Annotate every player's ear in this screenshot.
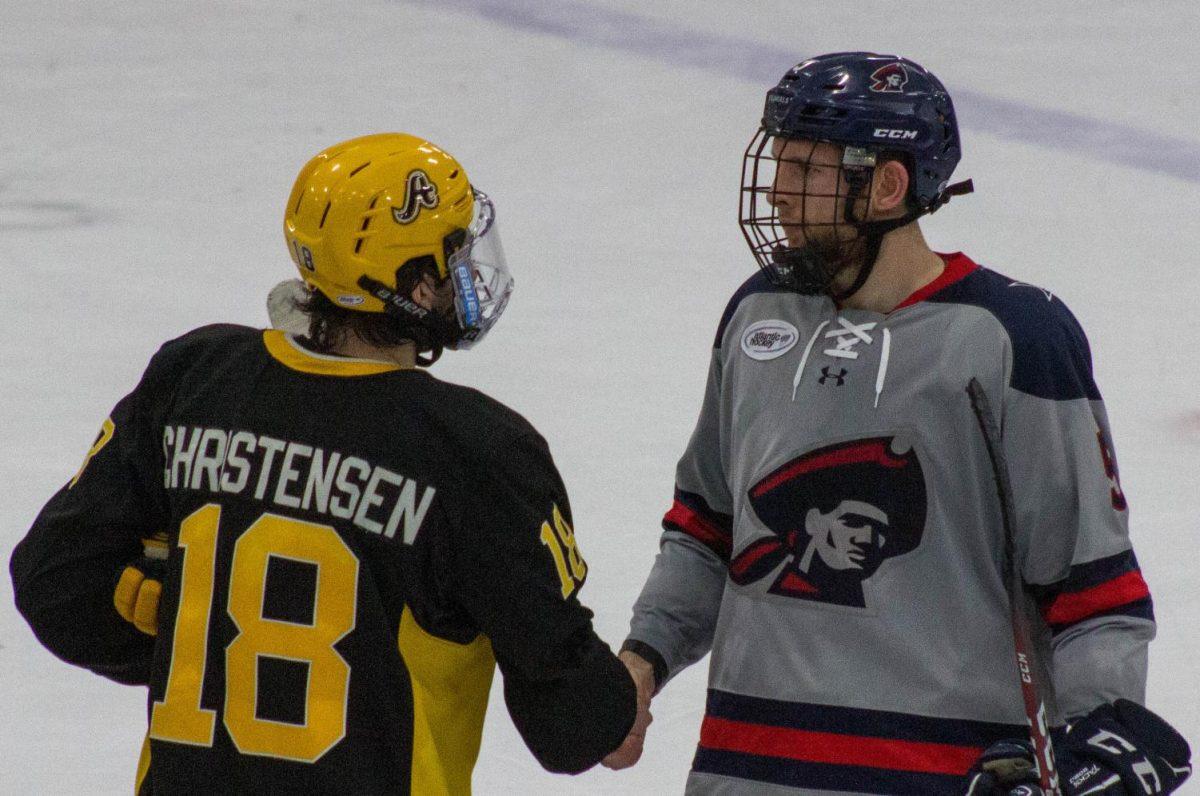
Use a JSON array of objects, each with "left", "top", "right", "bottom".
[{"left": 870, "top": 159, "right": 910, "bottom": 215}]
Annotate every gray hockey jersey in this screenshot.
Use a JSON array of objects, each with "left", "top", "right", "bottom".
[{"left": 626, "top": 253, "right": 1155, "bottom": 795}]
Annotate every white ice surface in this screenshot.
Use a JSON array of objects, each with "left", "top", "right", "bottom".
[{"left": 2, "top": 2, "right": 1197, "bottom": 793}]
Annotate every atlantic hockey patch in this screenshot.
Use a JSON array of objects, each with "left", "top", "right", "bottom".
[
  {"left": 731, "top": 436, "right": 927, "bottom": 608},
  {"left": 741, "top": 320, "right": 799, "bottom": 361}
]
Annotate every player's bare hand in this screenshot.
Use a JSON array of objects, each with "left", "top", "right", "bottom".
[{"left": 602, "top": 652, "right": 655, "bottom": 770}]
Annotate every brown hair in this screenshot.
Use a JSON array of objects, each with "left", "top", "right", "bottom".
[{"left": 294, "top": 260, "right": 441, "bottom": 356}]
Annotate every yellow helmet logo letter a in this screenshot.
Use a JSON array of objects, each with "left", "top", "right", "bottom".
[{"left": 392, "top": 170, "right": 439, "bottom": 225}]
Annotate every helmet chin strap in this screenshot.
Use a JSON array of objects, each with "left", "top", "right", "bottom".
[
  {"left": 785, "top": 178, "right": 974, "bottom": 302},
  {"left": 827, "top": 213, "right": 916, "bottom": 303},
  {"left": 356, "top": 275, "right": 457, "bottom": 363}
]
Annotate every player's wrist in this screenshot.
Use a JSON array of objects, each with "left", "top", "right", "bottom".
[
  {"left": 618, "top": 639, "right": 666, "bottom": 696},
  {"left": 617, "top": 650, "right": 656, "bottom": 700}
]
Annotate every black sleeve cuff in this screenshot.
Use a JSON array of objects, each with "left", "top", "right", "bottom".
[
  {"left": 503, "top": 632, "right": 637, "bottom": 774},
  {"left": 620, "top": 638, "right": 669, "bottom": 694}
]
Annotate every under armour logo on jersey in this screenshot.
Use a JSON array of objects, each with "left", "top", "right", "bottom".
[
  {"left": 392, "top": 170, "right": 439, "bottom": 225},
  {"left": 869, "top": 63, "right": 908, "bottom": 93},
  {"left": 819, "top": 367, "right": 846, "bottom": 386},
  {"left": 791, "top": 318, "right": 892, "bottom": 407}
]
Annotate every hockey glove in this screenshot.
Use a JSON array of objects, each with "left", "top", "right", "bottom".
[
  {"left": 964, "top": 739, "right": 1044, "bottom": 795},
  {"left": 1052, "top": 699, "right": 1191, "bottom": 795},
  {"left": 963, "top": 700, "right": 1191, "bottom": 795},
  {"left": 113, "top": 535, "right": 168, "bottom": 636}
]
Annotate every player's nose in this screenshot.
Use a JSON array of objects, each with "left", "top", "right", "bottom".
[{"left": 767, "top": 183, "right": 788, "bottom": 209}]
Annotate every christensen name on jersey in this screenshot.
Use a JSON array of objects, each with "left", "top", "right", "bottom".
[{"left": 162, "top": 425, "right": 435, "bottom": 544}]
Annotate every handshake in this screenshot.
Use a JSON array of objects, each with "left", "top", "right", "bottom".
[{"left": 602, "top": 650, "right": 657, "bottom": 770}]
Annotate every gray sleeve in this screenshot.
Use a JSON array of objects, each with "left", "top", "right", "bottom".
[
  {"left": 624, "top": 353, "right": 733, "bottom": 690},
  {"left": 1001, "top": 323, "right": 1155, "bottom": 718},
  {"left": 626, "top": 531, "right": 727, "bottom": 688},
  {"left": 1050, "top": 615, "right": 1152, "bottom": 718}
]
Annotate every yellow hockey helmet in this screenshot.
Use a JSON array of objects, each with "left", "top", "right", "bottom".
[{"left": 284, "top": 133, "right": 475, "bottom": 314}]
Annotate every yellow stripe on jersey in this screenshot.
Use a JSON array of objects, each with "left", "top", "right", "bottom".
[
  {"left": 398, "top": 607, "right": 495, "bottom": 795},
  {"left": 262, "top": 329, "right": 409, "bottom": 376},
  {"left": 135, "top": 732, "right": 151, "bottom": 794}
]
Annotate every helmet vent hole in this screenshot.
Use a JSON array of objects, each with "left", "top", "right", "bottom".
[
  {"left": 319, "top": 201, "right": 331, "bottom": 228},
  {"left": 349, "top": 161, "right": 371, "bottom": 178},
  {"left": 354, "top": 196, "right": 379, "bottom": 253},
  {"left": 796, "top": 104, "right": 848, "bottom": 125},
  {"left": 448, "top": 169, "right": 459, "bottom": 179},
  {"left": 293, "top": 192, "right": 304, "bottom": 215}
]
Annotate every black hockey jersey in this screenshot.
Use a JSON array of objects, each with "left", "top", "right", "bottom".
[{"left": 11, "top": 325, "right": 635, "bottom": 794}]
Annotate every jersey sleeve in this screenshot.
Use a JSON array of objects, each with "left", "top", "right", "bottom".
[
  {"left": 625, "top": 351, "right": 733, "bottom": 689},
  {"left": 9, "top": 355, "right": 170, "bottom": 685},
  {"left": 998, "top": 300, "right": 1155, "bottom": 719},
  {"left": 447, "top": 430, "right": 636, "bottom": 774}
]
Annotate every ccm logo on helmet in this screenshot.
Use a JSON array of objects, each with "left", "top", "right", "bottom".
[
  {"left": 873, "top": 128, "right": 919, "bottom": 140},
  {"left": 392, "top": 170, "right": 439, "bottom": 225}
]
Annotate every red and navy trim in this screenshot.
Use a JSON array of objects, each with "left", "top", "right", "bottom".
[
  {"left": 1031, "top": 549, "right": 1153, "bottom": 635},
  {"left": 663, "top": 488, "right": 733, "bottom": 562},
  {"left": 893, "top": 251, "right": 979, "bottom": 310},
  {"left": 693, "top": 690, "right": 1023, "bottom": 794},
  {"left": 925, "top": 261, "right": 1101, "bottom": 402}
]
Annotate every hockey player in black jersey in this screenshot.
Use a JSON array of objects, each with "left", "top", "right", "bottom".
[
  {"left": 613, "top": 53, "right": 1190, "bottom": 794},
  {"left": 10, "top": 133, "right": 649, "bottom": 793}
]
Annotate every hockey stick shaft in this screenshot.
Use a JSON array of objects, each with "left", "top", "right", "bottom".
[{"left": 966, "top": 378, "right": 1062, "bottom": 795}]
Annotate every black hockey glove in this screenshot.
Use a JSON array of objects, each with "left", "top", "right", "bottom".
[
  {"left": 962, "top": 700, "right": 1191, "bottom": 795},
  {"left": 113, "top": 535, "right": 168, "bottom": 636},
  {"left": 1053, "top": 699, "right": 1191, "bottom": 794}
]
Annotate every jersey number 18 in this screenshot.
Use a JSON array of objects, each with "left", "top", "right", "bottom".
[{"left": 149, "top": 503, "right": 359, "bottom": 763}]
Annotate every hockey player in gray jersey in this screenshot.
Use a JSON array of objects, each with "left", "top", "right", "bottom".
[{"left": 608, "top": 53, "right": 1191, "bottom": 795}]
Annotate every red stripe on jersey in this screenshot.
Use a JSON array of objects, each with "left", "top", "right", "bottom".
[
  {"left": 894, "top": 252, "right": 979, "bottom": 310},
  {"left": 776, "top": 570, "right": 818, "bottom": 594},
  {"left": 664, "top": 500, "right": 731, "bottom": 559},
  {"left": 699, "top": 716, "right": 982, "bottom": 776},
  {"left": 729, "top": 538, "right": 780, "bottom": 578},
  {"left": 1041, "top": 570, "right": 1150, "bottom": 627},
  {"left": 751, "top": 440, "right": 905, "bottom": 498}
]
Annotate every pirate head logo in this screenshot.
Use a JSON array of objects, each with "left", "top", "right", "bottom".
[
  {"left": 869, "top": 63, "right": 909, "bottom": 93},
  {"left": 392, "top": 169, "right": 439, "bottom": 225},
  {"left": 731, "top": 436, "right": 927, "bottom": 607}
]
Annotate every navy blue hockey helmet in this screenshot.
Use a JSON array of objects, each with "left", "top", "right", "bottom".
[
  {"left": 739, "top": 52, "right": 972, "bottom": 298},
  {"left": 763, "top": 52, "right": 961, "bottom": 208}
]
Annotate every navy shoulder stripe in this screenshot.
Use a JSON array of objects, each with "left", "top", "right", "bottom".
[
  {"left": 927, "top": 268, "right": 1100, "bottom": 401},
  {"left": 714, "top": 270, "right": 792, "bottom": 349}
]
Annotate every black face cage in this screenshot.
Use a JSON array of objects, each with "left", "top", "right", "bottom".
[{"left": 738, "top": 128, "right": 878, "bottom": 291}]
